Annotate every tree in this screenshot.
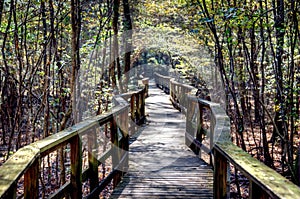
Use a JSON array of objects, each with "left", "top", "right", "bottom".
[
  {"left": 70, "top": 0, "right": 82, "bottom": 123},
  {"left": 186, "top": 0, "right": 299, "bottom": 182},
  {"left": 122, "top": 0, "right": 133, "bottom": 91}
]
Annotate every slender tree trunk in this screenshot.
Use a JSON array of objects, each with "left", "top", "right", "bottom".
[
  {"left": 0, "top": 0, "right": 4, "bottom": 25},
  {"left": 199, "top": 0, "right": 246, "bottom": 150},
  {"left": 286, "top": 0, "right": 298, "bottom": 182},
  {"left": 249, "top": 24, "right": 260, "bottom": 122},
  {"left": 122, "top": 0, "right": 132, "bottom": 92},
  {"left": 112, "top": 0, "right": 120, "bottom": 92},
  {"left": 259, "top": 0, "right": 272, "bottom": 167},
  {"left": 273, "top": 0, "right": 287, "bottom": 172},
  {"left": 1, "top": 0, "right": 14, "bottom": 148},
  {"left": 71, "top": 0, "right": 81, "bottom": 123},
  {"left": 41, "top": 0, "right": 50, "bottom": 138}
]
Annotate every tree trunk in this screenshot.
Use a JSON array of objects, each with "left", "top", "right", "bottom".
[
  {"left": 259, "top": 0, "right": 272, "bottom": 167},
  {"left": 272, "top": 0, "right": 287, "bottom": 171},
  {"left": 71, "top": 0, "right": 81, "bottom": 123},
  {"left": 0, "top": 0, "right": 4, "bottom": 25},
  {"left": 112, "top": 0, "right": 121, "bottom": 92},
  {"left": 122, "top": 0, "right": 132, "bottom": 92}
]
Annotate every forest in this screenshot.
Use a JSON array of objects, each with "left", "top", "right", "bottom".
[{"left": 0, "top": 0, "right": 299, "bottom": 197}]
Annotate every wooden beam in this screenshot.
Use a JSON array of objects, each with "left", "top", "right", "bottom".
[
  {"left": 70, "top": 134, "right": 82, "bottom": 199},
  {"left": 88, "top": 128, "right": 98, "bottom": 191},
  {"left": 24, "top": 159, "right": 39, "bottom": 199},
  {"left": 213, "top": 149, "right": 228, "bottom": 199},
  {"left": 0, "top": 145, "right": 39, "bottom": 198}
]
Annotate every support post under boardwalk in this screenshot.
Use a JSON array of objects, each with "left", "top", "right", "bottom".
[
  {"left": 214, "top": 149, "right": 228, "bottom": 199},
  {"left": 70, "top": 134, "right": 82, "bottom": 198}
]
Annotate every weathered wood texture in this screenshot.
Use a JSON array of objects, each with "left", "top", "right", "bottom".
[
  {"left": 0, "top": 84, "right": 147, "bottom": 199},
  {"left": 155, "top": 72, "right": 300, "bottom": 199},
  {"left": 118, "top": 84, "right": 147, "bottom": 135},
  {"left": 154, "top": 73, "right": 197, "bottom": 114},
  {"left": 0, "top": 105, "right": 128, "bottom": 199},
  {"left": 111, "top": 80, "right": 213, "bottom": 199}
]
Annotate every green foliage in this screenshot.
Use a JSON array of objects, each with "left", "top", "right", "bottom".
[
  {"left": 135, "top": 0, "right": 300, "bottom": 186},
  {"left": 0, "top": 0, "right": 117, "bottom": 164}
]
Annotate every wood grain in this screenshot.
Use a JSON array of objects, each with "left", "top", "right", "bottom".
[{"left": 111, "top": 81, "right": 213, "bottom": 198}]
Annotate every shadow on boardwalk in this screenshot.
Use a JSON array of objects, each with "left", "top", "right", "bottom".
[{"left": 110, "top": 80, "right": 213, "bottom": 198}]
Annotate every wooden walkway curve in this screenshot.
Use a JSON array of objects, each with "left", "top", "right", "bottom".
[{"left": 110, "top": 80, "right": 213, "bottom": 198}]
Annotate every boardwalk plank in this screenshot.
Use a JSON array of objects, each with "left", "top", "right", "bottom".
[{"left": 110, "top": 81, "right": 213, "bottom": 199}]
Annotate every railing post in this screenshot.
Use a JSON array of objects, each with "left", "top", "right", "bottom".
[
  {"left": 167, "top": 77, "right": 170, "bottom": 94},
  {"left": 130, "top": 95, "right": 135, "bottom": 122},
  {"left": 173, "top": 82, "right": 176, "bottom": 101},
  {"left": 111, "top": 118, "right": 121, "bottom": 188},
  {"left": 135, "top": 93, "right": 140, "bottom": 122},
  {"left": 176, "top": 84, "right": 179, "bottom": 103},
  {"left": 24, "top": 159, "right": 39, "bottom": 199},
  {"left": 154, "top": 73, "right": 159, "bottom": 87},
  {"left": 88, "top": 128, "right": 98, "bottom": 192},
  {"left": 142, "top": 78, "right": 149, "bottom": 97},
  {"left": 195, "top": 102, "right": 203, "bottom": 156},
  {"left": 185, "top": 96, "right": 196, "bottom": 150},
  {"left": 182, "top": 87, "right": 187, "bottom": 108},
  {"left": 213, "top": 149, "right": 229, "bottom": 199},
  {"left": 111, "top": 108, "right": 129, "bottom": 188},
  {"left": 70, "top": 134, "right": 82, "bottom": 199},
  {"left": 210, "top": 109, "right": 217, "bottom": 165},
  {"left": 162, "top": 77, "right": 166, "bottom": 91},
  {"left": 170, "top": 80, "right": 174, "bottom": 100},
  {"left": 140, "top": 90, "right": 145, "bottom": 123},
  {"left": 120, "top": 109, "right": 129, "bottom": 174}
]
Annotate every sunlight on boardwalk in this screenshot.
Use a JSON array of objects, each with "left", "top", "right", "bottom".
[{"left": 110, "top": 80, "right": 213, "bottom": 198}]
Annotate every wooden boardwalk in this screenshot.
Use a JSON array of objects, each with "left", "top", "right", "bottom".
[{"left": 110, "top": 81, "right": 213, "bottom": 198}]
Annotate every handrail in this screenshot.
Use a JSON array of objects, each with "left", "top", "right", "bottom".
[
  {"left": 154, "top": 73, "right": 172, "bottom": 93},
  {"left": 154, "top": 73, "right": 197, "bottom": 113},
  {"left": 0, "top": 81, "right": 148, "bottom": 199},
  {"left": 154, "top": 72, "right": 300, "bottom": 199},
  {"left": 118, "top": 78, "right": 148, "bottom": 135}
]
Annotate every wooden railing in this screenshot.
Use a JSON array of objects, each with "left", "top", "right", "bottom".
[
  {"left": 0, "top": 82, "right": 148, "bottom": 199},
  {"left": 154, "top": 72, "right": 300, "bottom": 199},
  {"left": 154, "top": 73, "right": 196, "bottom": 114},
  {"left": 120, "top": 78, "right": 148, "bottom": 135}
]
